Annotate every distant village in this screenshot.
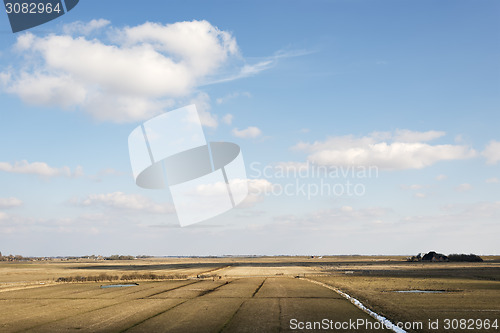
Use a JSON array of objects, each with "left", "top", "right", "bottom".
[
  {"left": 0, "top": 251, "right": 484, "bottom": 262},
  {"left": 0, "top": 252, "right": 150, "bottom": 262}
]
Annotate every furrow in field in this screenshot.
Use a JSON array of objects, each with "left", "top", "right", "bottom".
[
  {"left": 123, "top": 278, "right": 257, "bottom": 332},
  {"left": 1, "top": 298, "right": 120, "bottom": 332},
  {"left": 25, "top": 298, "right": 185, "bottom": 333},
  {"left": 254, "top": 277, "right": 343, "bottom": 299},
  {"left": 220, "top": 298, "right": 280, "bottom": 333},
  {"left": 145, "top": 280, "right": 227, "bottom": 299},
  {"left": 203, "top": 278, "right": 264, "bottom": 298},
  {"left": 125, "top": 295, "right": 244, "bottom": 332}
]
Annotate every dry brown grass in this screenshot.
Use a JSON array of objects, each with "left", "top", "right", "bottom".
[{"left": 0, "top": 256, "right": 498, "bottom": 332}]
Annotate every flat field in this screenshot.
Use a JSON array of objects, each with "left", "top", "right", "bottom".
[{"left": 0, "top": 256, "right": 498, "bottom": 332}]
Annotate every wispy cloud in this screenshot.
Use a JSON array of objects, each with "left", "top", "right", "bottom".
[
  {"left": 222, "top": 114, "right": 233, "bottom": 125},
  {"left": 291, "top": 129, "right": 476, "bottom": 170},
  {"left": 486, "top": 177, "right": 499, "bottom": 184},
  {"left": 188, "top": 92, "right": 218, "bottom": 128},
  {"left": 0, "top": 160, "right": 83, "bottom": 178},
  {"left": 0, "top": 197, "right": 23, "bottom": 209},
  {"left": 232, "top": 126, "right": 262, "bottom": 139},
  {"left": 216, "top": 91, "right": 251, "bottom": 104},
  {"left": 204, "top": 60, "right": 273, "bottom": 85},
  {"left": 73, "top": 192, "right": 175, "bottom": 214},
  {"left": 204, "top": 49, "right": 314, "bottom": 85},
  {"left": 482, "top": 140, "right": 500, "bottom": 165},
  {"left": 401, "top": 184, "right": 429, "bottom": 190},
  {"left": 62, "top": 19, "right": 111, "bottom": 36},
  {"left": 455, "top": 183, "right": 473, "bottom": 192}
]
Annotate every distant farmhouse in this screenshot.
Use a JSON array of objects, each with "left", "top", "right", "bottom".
[
  {"left": 422, "top": 251, "right": 448, "bottom": 262},
  {"left": 408, "top": 251, "right": 448, "bottom": 262}
]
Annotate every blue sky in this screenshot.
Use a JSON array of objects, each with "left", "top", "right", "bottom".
[{"left": 0, "top": 0, "right": 499, "bottom": 256}]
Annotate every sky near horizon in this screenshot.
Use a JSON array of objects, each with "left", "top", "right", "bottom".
[{"left": 0, "top": 0, "right": 499, "bottom": 256}]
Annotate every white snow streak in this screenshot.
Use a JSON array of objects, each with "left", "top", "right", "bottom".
[{"left": 304, "top": 278, "right": 407, "bottom": 333}]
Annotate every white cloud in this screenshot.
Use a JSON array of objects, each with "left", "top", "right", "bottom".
[
  {"left": 83, "top": 92, "right": 175, "bottom": 123},
  {"left": 189, "top": 92, "right": 217, "bottom": 128},
  {"left": 415, "top": 192, "right": 426, "bottom": 198},
  {"left": 455, "top": 183, "right": 473, "bottom": 192},
  {"left": 62, "top": 19, "right": 111, "bottom": 35},
  {"left": 222, "top": 114, "right": 233, "bottom": 125},
  {"left": 237, "top": 194, "right": 264, "bottom": 208},
  {"left": 436, "top": 174, "right": 447, "bottom": 181},
  {"left": 77, "top": 192, "right": 174, "bottom": 214},
  {"left": 232, "top": 126, "right": 262, "bottom": 139},
  {"left": 340, "top": 205, "right": 354, "bottom": 212},
  {"left": 0, "top": 197, "right": 23, "bottom": 209},
  {"left": 2, "top": 21, "right": 310, "bottom": 124},
  {"left": 236, "top": 178, "right": 277, "bottom": 208},
  {"left": 486, "top": 177, "right": 499, "bottom": 184},
  {"left": 248, "top": 178, "right": 276, "bottom": 194},
  {"left": 216, "top": 91, "right": 251, "bottom": 104},
  {"left": 1, "top": 20, "right": 240, "bottom": 123},
  {"left": 482, "top": 140, "right": 500, "bottom": 165},
  {"left": 2, "top": 72, "right": 87, "bottom": 109},
  {"left": 13, "top": 33, "right": 35, "bottom": 50},
  {"left": 118, "top": 21, "right": 238, "bottom": 73},
  {"left": 0, "top": 160, "right": 82, "bottom": 177},
  {"left": 403, "top": 184, "right": 425, "bottom": 190},
  {"left": 174, "top": 178, "right": 269, "bottom": 211},
  {"left": 292, "top": 130, "right": 476, "bottom": 170},
  {"left": 185, "top": 178, "right": 273, "bottom": 198},
  {"left": 190, "top": 181, "right": 230, "bottom": 197}
]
